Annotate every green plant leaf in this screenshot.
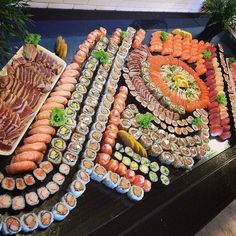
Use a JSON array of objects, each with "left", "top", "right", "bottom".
[
  {"left": 191, "top": 117, "right": 203, "bottom": 126},
  {"left": 160, "top": 31, "right": 169, "bottom": 41},
  {"left": 50, "top": 108, "right": 66, "bottom": 127},
  {"left": 216, "top": 92, "right": 227, "bottom": 106},
  {"left": 92, "top": 50, "right": 109, "bottom": 65},
  {"left": 229, "top": 57, "right": 236, "bottom": 64},
  {"left": 136, "top": 112, "right": 155, "bottom": 129},
  {"left": 120, "top": 31, "right": 128, "bottom": 40},
  {"left": 24, "top": 33, "right": 41, "bottom": 46},
  {"left": 202, "top": 50, "right": 212, "bottom": 58}
]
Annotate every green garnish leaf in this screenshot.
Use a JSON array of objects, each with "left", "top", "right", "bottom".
[
  {"left": 136, "top": 112, "right": 155, "bottom": 129},
  {"left": 191, "top": 117, "right": 202, "bottom": 126},
  {"left": 24, "top": 33, "right": 41, "bottom": 46},
  {"left": 202, "top": 50, "right": 212, "bottom": 59},
  {"left": 228, "top": 57, "right": 236, "bottom": 64},
  {"left": 160, "top": 31, "right": 168, "bottom": 41},
  {"left": 120, "top": 31, "right": 128, "bottom": 40},
  {"left": 50, "top": 107, "right": 66, "bottom": 127},
  {"left": 92, "top": 50, "right": 109, "bottom": 65},
  {"left": 169, "top": 66, "right": 176, "bottom": 72},
  {"left": 216, "top": 92, "right": 227, "bottom": 106}
]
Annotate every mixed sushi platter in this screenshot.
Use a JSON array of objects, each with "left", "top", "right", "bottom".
[{"left": 0, "top": 26, "right": 235, "bottom": 234}]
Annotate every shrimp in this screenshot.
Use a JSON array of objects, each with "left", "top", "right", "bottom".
[
  {"left": 6, "top": 161, "right": 37, "bottom": 174},
  {"left": 16, "top": 142, "right": 47, "bottom": 154},
  {"left": 32, "top": 119, "right": 51, "bottom": 128},
  {"left": 23, "top": 133, "right": 52, "bottom": 144},
  {"left": 11, "top": 151, "right": 43, "bottom": 164},
  {"left": 50, "top": 90, "right": 71, "bottom": 99},
  {"left": 28, "top": 126, "right": 55, "bottom": 136},
  {"left": 46, "top": 96, "right": 68, "bottom": 105}
]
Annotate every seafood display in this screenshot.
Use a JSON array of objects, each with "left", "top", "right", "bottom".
[{"left": 0, "top": 25, "right": 234, "bottom": 234}]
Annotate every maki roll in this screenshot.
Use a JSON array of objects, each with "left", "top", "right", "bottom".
[
  {"left": 180, "top": 156, "right": 194, "bottom": 169},
  {"left": 79, "top": 114, "right": 92, "bottom": 126},
  {"left": 71, "top": 91, "right": 84, "bottom": 103},
  {"left": 160, "top": 166, "right": 170, "bottom": 176},
  {"left": 130, "top": 161, "right": 138, "bottom": 171},
  {"left": 65, "top": 107, "right": 77, "bottom": 119},
  {"left": 38, "top": 211, "right": 54, "bottom": 229},
  {"left": 180, "top": 146, "right": 191, "bottom": 157},
  {"left": 172, "top": 154, "right": 184, "bottom": 169},
  {"left": 149, "top": 171, "right": 158, "bottom": 183},
  {"left": 91, "top": 164, "right": 107, "bottom": 182},
  {"left": 24, "top": 174, "right": 35, "bottom": 186},
  {"left": 80, "top": 159, "right": 94, "bottom": 174},
  {"left": 61, "top": 192, "right": 77, "bottom": 211},
  {"left": 33, "top": 168, "right": 46, "bottom": 182},
  {"left": 39, "top": 161, "right": 53, "bottom": 174},
  {"left": 89, "top": 130, "right": 103, "bottom": 142},
  {"left": 71, "top": 132, "right": 86, "bottom": 145},
  {"left": 116, "top": 177, "right": 131, "bottom": 194},
  {"left": 86, "top": 139, "right": 100, "bottom": 152},
  {"left": 0, "top": 194, "right": 12, "bottom": 209},
  {"left": 139, "top": 164, "right": 149, "bottom": 174},
  {"left": 57, "top": 125, "right": 72, "bottom": 141},
  {"left": 1, "top": 177, "right": 15, "bottom": 191},
  {"left": 25, "top": 192, "right": 39, "bottom": 206},
  {"left": 65, "top": 117, "right": 77, "bottom": 129},
  {"left": 85, "top": 96, "right": 98, "bottom": 108},
  {"left": 120, "top": 119, "right": 131, "bottom": 131},
  {"left": 20, "top": 213, "right": 38, "bottom": 233},
  {"left": 115, "top": 143, "right": 124, "bottom": 153},
  {"left": 37, "top": 187, "right": 50, "bottom": 201},
  {"left": 122, "top": 156, "right": 131, "bottom": 166},
  {"left": 76, "top": 122, "right": 89, "bottom": 136},
  {"left": 133, "top": 153, "right": 141, "bottom": 163},
  {"left": 128, "top": 127, "right": 141, "bottom": 140},
  {"left": 139, "top": 135, "right": 153, "bottom": 149},
  {"left": 127, "top": 185, "right": 144, "bottom": 201},
  {"left": 82, "top": 69, "right": 93, "bottom": 79},
  {"left": 126, "top": 104, "right": 139, "bottom": 114},
  {"left": 159, "top": 152, "right": 174, "bottom": 165},
  {"left": 75, "top": 84, "right": 87, "bottom": 95},
  {"left": 53, "top": 173, "right": 65, "bottom": 186},
  {"left": 12, "top": 196, "right": 25, "bottom": 211},
  {"left": 160, "top": 174, "right": 170, "bottom": 185},
  {"left": 52, "top": 202, "right": 69, "bottom": 221},
  {"left": 46, "top": 181, "right": 59, "bottom": 195},
  {"left": 148, "top": 143, "right": 163, "bottom": 157},
  {"left": 75, "top": 169, "right": 90, "bottom": 185},
  {"left": 68, "top": 141, "right": 82, "bottom": 155},
  {"left": 141, "top": 157, "right": 151, "bottom": 166},
  {"left": 103, "top": 171, "right": 120, "bottom": 189},
  {"left": 114, "top": 151, "right": 123, "bottom": 161},
  {"left": 2, "top": 216, "right": 22, "bottom": 235},
  {"left": 125, "top": 147, "right": 134, "bottom": 157},
  {"left": 96, "top": 114, "right": 108, "bottom": 124},
  {"left": 82, "top": 105, "right": 95, "bottom": 116},
  {"left": 68, "top": 179, "right": 86, "bottom": 198},
  {"left": 59, "top": 163, "right": 71, "bottom": 176},
  {"left": 63, "top": 151, "right": 78, "bottom": 167},
  {"left": 15, "top": 178, "right": 26, "bottom": 190},
  {"left": 47, "top": 148, "right": 62, "bottom": 165},
  {"left": 160, "top": 139, "right": 171, "bottom": 151}
]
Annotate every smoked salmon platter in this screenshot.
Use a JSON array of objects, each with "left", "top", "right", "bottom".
[{"left": 0, "top": 26, "right": 235, "bottom": 235}]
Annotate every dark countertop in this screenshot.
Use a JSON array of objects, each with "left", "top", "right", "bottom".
[{"left": 2, "top": 9, "right": 236, "bottom": 236}]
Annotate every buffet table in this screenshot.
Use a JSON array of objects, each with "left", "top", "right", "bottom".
[{"left": 1, "top": 9, "right": 236, "bottom": 236}]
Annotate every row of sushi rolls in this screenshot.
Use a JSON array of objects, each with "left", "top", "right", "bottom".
[{"left": 0, "top": 25, "right": 235, "bottom": 234}]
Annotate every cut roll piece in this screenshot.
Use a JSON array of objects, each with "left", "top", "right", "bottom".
[
  {"left": 103, "top": 171, "right": 120, "bottom": 189},
  {"left": 46, "top": 181, "right": 59, "bottom": 195},
  {"left": 63, "top": 151, "right": 77, "bottom": 167},
  {"left": 25, "top": 192, "right": 39, "bottom": 206},
  {"left": 80, "top": 159, "right": 94, "bottom": 175},
  {"left": 12, "top": 196, "right": 25, "bottom": 211},
  {"left": 20, "top": 213, "right": 38, "bottom": 233},
  {"left": 53, "top": 173, "right": 65, "bottom": 186},
  {"left": 75, "top": 169, "right": 90, "bottom": 185},
  {"left": 61, "top": 192, "right": 77, "bottom": 211},
  {"left": 38, "top": 211, "right": 54, "bottom": 229},
  {"left": 2, "top": 216, "right": 22, "bottom": 235},
  {"left": 0, "top": 194, "right": 12, "bottom": 209},
  {"left": 91, "top": 164, "right": 107, "bottom": 182},
  {"left": 116, "top": 177, "right": 131, "bottom": 194},
  {"left": 68, "top": 179, "right": 86, "bottom": 198},
  {"left": 37, "top": 187, "right": 50, "bottom": 201},
  {"left": 59, "top": 163, "right": 71, "bottom": 176},
  {"left": 39, "top": 161, "right": 53, "bottom": 174},
  {"left": 127, "top": 185, "right": 144, "bottom": 201},
  {"left": 52, "top": 202, "right": 69, "bottom": 221}
]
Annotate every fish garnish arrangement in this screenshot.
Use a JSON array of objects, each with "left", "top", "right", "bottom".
[{"left": 0, "top": 27, "right": 234, "bottom": 234}]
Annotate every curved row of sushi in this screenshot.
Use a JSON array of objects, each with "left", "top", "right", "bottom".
[
  {"left": 132, "top": 28, "right": 146, "bottom": 49},
  {"left": 121, "top": 104, "right": 210, "bottom": 168},
  {"left": 4, "top": 28, "right": 106, "bottom": 176},
  {"left": 204, "top": 44, "right": 231, "bottom": 140}
]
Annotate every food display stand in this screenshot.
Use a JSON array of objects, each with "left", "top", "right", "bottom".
[{"left": 0, "top": 9, "right": 236, "bottom": 236}]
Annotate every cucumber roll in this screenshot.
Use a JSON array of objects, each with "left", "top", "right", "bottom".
[
  {"left": 116, "top": 177, "right": 131, "bottom": 194},
  {"left": 150, "top": 162, "right": 159, "bottom": 172},
  {"left": 38, "top": 211, "right": 54, "bottom": 229},
  {"left": 61, "top": 192, "right": 77, "bottom": 211},
  {"left": 52, "top": 202, "right": 69, "bottom": 221},
  {"left": 2, "top": 216, "right": 22, "bottom": 235},
  {"left": 149, "top": 171, "right": 158, "bottom": 183},
  {"left": 115, "top": 143, "right": 124, "bottom": 153},
  {"left": 160, "top": 174, "right": 170, "bottom": 185},
  {"left": 103, "top": 171, "right": 120, "bottom": 189},
  {"left": 133, "top": 153, "right": 141, "bottom": 163},
  {"left": 47, "top": 148, "right": 62, "bottom": 165},
  {"left": 57, "top": 125, "right": 72, "bottom": 141},
  {"left": 130, "top": 161, "right": 138, "bottom": 171},
  {"left": 63, "top": 152, "right": 77, "bottom": 167},
  {"left": 141, "top": 158, "right": 150, "bottom": 166},
  {"left": 160, "top": 166, "right": 170, "bottom": 176},
  {"left": 127, "top": 185, "right": 144, "bottom": 201},
  {"left": 91, "top": 164, "right": 107, "bottom": 182},
  {"left": 68, "top": 179, "right": 86, "bottom": 198},
  {"left": 125, "top": 147, "right": 134, "bottom": 157},
  {"left": 20, "top": 213, "right": 38, "bottom": 233},
  {"left": 75, "top": 169, "right": 90, "bottom": 185},
  {"left": 80, "top": 159, "right": 94, "bottom": 175}
]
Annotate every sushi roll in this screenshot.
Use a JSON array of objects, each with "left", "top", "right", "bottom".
[
  {"left": 0, "top": 172, "right": 4, "bottom": 183},
  {"left": 125, "top": 147, "right": 134, "bottom": 157},
  {"left": 53, "top": 173, "right": 65, "bottom": 186},
  {"left": 170, "top": 142, "right": 180, "bottom": 154},
  {"left": 160, "top": 166, "right": 170, "bottom": 176},
  {"left": 85, "top": 96, "right": 98, "bottom": 108},
  {"left": 38, "top": 211, "right": 54, "bottom": 229},
  {"left": 82, "top": 105, "right": 95, "bottom": 116},
  {"left": 71, "top": 91, "right": 84, "bottom": 103},
  {"left": 160, "top": 139, "right": 171, "bottom": 151},
  {"left": 114, "top": 151, "right": 123, "bottom": 161},
  {"left": 133, "top": 153, "right": 141, "bottom": 163},
  {"left": 149, "top": 143, "right": 163, "bottom": 157},
  {"left": 91, "top": 164, "right": 107, "bottom": 182},
  {"left": 24, "top": 174, "right": 35, "bottom": 186},
  {"left": 15, "top": 178, "right": 26, "bottom": 190},
  {"left": 180, "top": 156, "right": 194, "bottom": 169},
  {"left": 159, "top": 151, "right": 174, "bottom": 165},
  {"left": 0, "top": 194, "right": 12, "bottom": 209},
  {"left": 172, "top": 154, "right": 184, "bottom": 168},
  {"left": 79, "top": 114, "right": 92, "bottom": 126},
  {"left": 120, "top": 119, "right": 131, "bottom": 131},
  {"left": 150, "top": 162, "right": 159, "bottom": 172},
  {"left": 1, "top": 177, "right": 15, "bottom": 191},
  {"left": 12, "top": 196, "right": 25, "bottom": 211},
  {"left": 96, "top": 114, "right": 108, "bottom": 124},
  {"left": 68, "top": 179, "right": 86, "bottom": 198},
  {"left": 76, "top": 122, "right": 89, "bottom": 136},
  {"left": 103, "top": 171, "right": 120, "bottom": 189},
  {"left": 127, "top": 185, "right": 144, "bottom": 201},
  {"left": 57, "top": 125, "right": 72, "bottom": 141},
  {"left": 63, "top": 151, "right": 78, "bottom": 167},
  {"left": 180, "top": 146, "right": 191, "bottom": 157},
  {"left": 46, "top": 181, "right": 59, "bottom": 195},
  {"left": 59, "top": 163, "right": 71, "bottom": 176},
  {"left": 80, "top": 159, "right": 94, "bottom": 175},
  {"left": 177, "top": 138, "right": 187, "bottom": 147},
  {"left": 20, "top": 213, "right": 38, "bottom": 233},
  {"left": 160, "top": 174, "right": 170, "bottom": 185},
  {"left": 139, "top": 135, "right": 153, "bottom": 149},
  {"left": 89, "top": 130, "right": 103, "bottom": 142},
  {"left": 39, "top": 161, "right": 53, "bottom": 174},
  {"left": 86, "top": 139, "right": 101, "bottom": 152},
  {"left": 47, "top": 148, "right": 62, "bottom": 165},
  {"left": 88, "top": 88, "right": 100, "bottom": 99},
  {"left": 122, "top": 156, "right": 131, "bottom": 166},
  {"left": 65, "top": 117, "right": 77, "bottom": 129},
  {"left": 75, "top": 84, "right": 87, "bottom": 95},
  {"left": 68, "top": 141, "right": 82, "bottom": 155},
  {"left": 33, "top": 168, "right": 46, "bottom": 182},
  {"left": 141, "top": 157, "right": 151, "bottom": 166},
  {"left": 52, "top": 202, "right": 69, "bottom": 221},
  {"left": 186, "top": 137, "right": 195, "bottom": 147},
  {"left": 71, "top": 132, "right": 86, "bottom": 145},
  {"left": 115, "top": 143, "right": 124, "bottom": 153},
  {"left": 25, "top": 192, "right": 39, "bottom": 206},
  {"left": 2, "top": 216, "right": 22, "bottom": 235},
  {"left": 121, "top": 109, "right": 134, "bottom": 119},
  {"left": 128, "top": 128, "right": 142, "bottom": 140},
  {"left": 65, "top": 107, "right": 77, "bottom": 119},
  {"left": 75, "top": 169, "right": 90, "bottom": 185},
  {"left": 37, "top": 187, "right": 50, "bottom": 201},
  {"left": 139, "top": 164, "right": 149, "bottom": 174},
  {"left": 61, "top": 192, "right": 77, "bottom": 211},
  {"left": 126, "top": 104, "right": 139, "bottom": 114},
  {"left": 116, "top": 177, "right": 131, "bottom": 194}
]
